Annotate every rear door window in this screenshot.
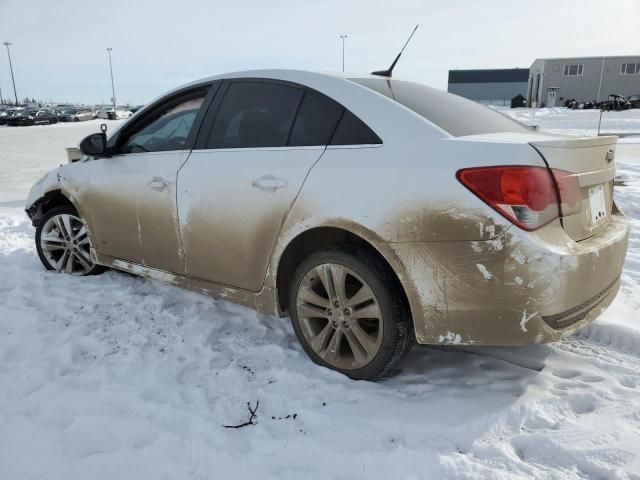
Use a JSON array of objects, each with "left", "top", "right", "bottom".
[
  {"left": 288, "top": 92, "right": 343, "bottom": 146},
  {"left": 206, "top": 81, "right": 303, "bottom": 149},
  {"left": 330, "top": 110, "right": 382, "bottom": 145}
]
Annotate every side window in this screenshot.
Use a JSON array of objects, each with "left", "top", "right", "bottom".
[
  {"left": 206, "top": 82, "right": 303, "bottom": 149},
  {"left": 330, "top": 110, "right": 382, "bottom": 145},
  {"left": 120, "top": 90, "right": 207, "bottom": 154},
  {"left": 288, "top": 93, "right": 343, "bottom": 146}
]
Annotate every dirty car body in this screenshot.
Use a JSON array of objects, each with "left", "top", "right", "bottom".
[{"left": 26, "top": 69, "right": 629, "bottom": 377}]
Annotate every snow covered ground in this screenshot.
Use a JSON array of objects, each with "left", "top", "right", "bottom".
[
  {"left": 500, "top": 106, "right": 640, "bottom": 138},
  {"left": 1, "top": 111, "right": 639, "bottom": 479}
]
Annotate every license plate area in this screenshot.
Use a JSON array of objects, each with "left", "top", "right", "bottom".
[{"left": 588, "top": 184, "right": 607, "bottom": 225}]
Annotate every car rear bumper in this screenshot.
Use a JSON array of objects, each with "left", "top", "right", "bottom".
[{"left": 386, "top": 209, "right": 629, "bottom": 345}]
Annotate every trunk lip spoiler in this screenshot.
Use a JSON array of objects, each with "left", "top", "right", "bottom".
[{"left": 530, "top": 135, "right": 618, "bottom": 149}]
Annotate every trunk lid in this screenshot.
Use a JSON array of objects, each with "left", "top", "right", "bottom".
[{"left": 530, "top": 136, "right": 617, "bottom": 242}]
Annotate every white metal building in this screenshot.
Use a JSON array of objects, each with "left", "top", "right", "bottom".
[{"left": 527, "top": 56, "right": 640, "bottom": 107}]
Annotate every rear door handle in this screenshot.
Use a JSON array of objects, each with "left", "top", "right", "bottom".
[
  {"left": 252, "top": 175, "right": 287, "bottom": 192},
  {"left": 147, "top": 177, "right": 169, "bottom": 191}
]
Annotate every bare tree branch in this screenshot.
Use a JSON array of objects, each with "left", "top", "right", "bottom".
[{"left": 224, "top": 400, "right": 259, "bottom": 429}]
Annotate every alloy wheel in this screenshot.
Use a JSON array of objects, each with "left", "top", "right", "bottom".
[
  {"left": 39, "top": 213, "right": 94, "bottom": 275},
  {"left": 295, "top": 263, "right": 383, "bottom": 370}
]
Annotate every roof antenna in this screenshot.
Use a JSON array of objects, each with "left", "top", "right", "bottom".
[{"left": 371, "top": 25, "right": 419, "bottom": 77}]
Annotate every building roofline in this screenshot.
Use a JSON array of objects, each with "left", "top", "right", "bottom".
[
  {"left": 533, "top": 55, "right": 640, "bottom": 62},
  {"left": 448, "top": 68, "right": 530, "bottom": 84}
]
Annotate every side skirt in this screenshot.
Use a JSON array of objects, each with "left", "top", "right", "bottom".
[{"left": 91, "top": 249, "right": 281, "bottom": 317}]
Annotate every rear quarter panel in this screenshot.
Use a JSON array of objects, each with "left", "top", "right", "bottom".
[{"left": 264, "top": 132, "right": 558, "bottom": 344}]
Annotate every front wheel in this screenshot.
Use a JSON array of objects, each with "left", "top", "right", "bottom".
[
  {"left": 289, "top": 249, "right": 412, "bottom": 380},
  {"left": 35, "top": 205, "right": 105, "bottom": 275}
]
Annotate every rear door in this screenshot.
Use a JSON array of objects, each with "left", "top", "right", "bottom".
[
  {"left": 87, "top": 84, "right": 212, "bottom": 273},
  {"left": 178, "top": 79, "right": 343, "bottom": 291},
  {"left": 34, "top": 110, "right": 49, "bottom": 124}
]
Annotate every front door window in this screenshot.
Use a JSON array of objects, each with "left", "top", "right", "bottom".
[{"left": 120, "top": 94, "right": 206, "bottom": 154}]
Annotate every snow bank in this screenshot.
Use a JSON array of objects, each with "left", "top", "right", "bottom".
[{"left": 1, "top": 112, "right": 640, "bottom": 478}]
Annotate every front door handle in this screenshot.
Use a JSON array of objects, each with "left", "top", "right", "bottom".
[
  {"left": 147, "top": 177, "right": 169, "bottom": 191},
  {"left": 251, "top": 175, "right": 287, "bottom": 192}
]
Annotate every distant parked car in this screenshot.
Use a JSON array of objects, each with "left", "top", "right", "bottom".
[
  {"left": 600, "top": 94, "right": 631, "bottom": 111},
  {"left": 58, "top": 108, "right": 93, "bottom": 122},
  {"left": 0, "top": 108, "right": 12, "bottom": 125},
  {"left": 127, "top": 105, "right": 144, "bottom": 113},
  {"left": 97, "top": 107, "right": 133, "bottom": 120},
  {"left": 0, "top": 107, "right": 23, "bottom": 125},
  {"left": 6, "top": 108, "right": 59, "bottom": 126},
  {"left": 628, "top": 95, "right": 640, "bottom": 109},
  {"left": 565, "top": 99, "right": 598, "bottom": 110}
]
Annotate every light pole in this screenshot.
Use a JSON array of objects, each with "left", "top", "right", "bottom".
[
  {"left": 106, "top": 48, "right": 116, "bottom": 112},
  {"left": 3, "top": 42, "right": 18, "bottom": 105},
  {"left": 339, "top": 35, "right": 347, "bottom": 72}
]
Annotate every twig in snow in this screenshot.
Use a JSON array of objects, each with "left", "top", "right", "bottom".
[{"left": 224, "top": 400, "right": 259, "bottom": 428}]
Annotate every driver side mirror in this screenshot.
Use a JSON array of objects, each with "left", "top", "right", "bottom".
[{"left": 79, "top": 132, "right": 107, "bottom": 157}]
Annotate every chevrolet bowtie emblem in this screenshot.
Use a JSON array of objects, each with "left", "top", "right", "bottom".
[{"left": 606, "top": 149, "right": 614, "bottom": 163}]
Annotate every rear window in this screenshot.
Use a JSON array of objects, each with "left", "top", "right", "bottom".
[{"left": 351, "top": 78, "right": 530, "bottom": 137}]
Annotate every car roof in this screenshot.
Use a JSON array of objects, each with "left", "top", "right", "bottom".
[{"left": 155, "top": 69, "right": 400, "bottom": 100}]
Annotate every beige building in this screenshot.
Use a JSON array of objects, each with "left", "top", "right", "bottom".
[{"left": 527, "top": 56, "right": 640, "bottom": 107}]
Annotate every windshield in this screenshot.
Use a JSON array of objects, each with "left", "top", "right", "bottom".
[{"left": 350, "top": 77, "right": 531, "bottom": 137}]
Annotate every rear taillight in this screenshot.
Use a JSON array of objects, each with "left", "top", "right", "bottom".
[
  {"left": 550, "top": 169, "right": 581, "bottom": 216},
  {"left": 457, "top": 166, "right": 563, "bottom": 231}
]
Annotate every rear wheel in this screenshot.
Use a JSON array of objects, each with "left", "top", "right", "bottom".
[
  {"left": 35, "top": 205, "right": 105, "bottom": 275},
  {"left": 289, "top": 249, "right": 412, "bottom": 380}
]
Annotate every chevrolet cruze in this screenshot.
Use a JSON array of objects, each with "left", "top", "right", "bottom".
[{"left": 26, "top": 70, "right": 629, "bottom": 379}]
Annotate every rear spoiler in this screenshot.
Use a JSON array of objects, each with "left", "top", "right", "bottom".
[{"left": 530, "top": 135, "right": 618, "bottom": 149}]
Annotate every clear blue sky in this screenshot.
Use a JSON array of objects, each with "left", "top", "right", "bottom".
[{"left": 1, "top": 0, "right": 638, "bottom": 105}]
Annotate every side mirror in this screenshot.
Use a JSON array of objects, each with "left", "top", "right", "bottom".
[{"left": 79, "top": 132, "right": 107, "bottom": 156}]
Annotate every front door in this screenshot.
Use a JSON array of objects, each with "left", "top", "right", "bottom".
[
  {"left": 87, "top": 86, "right": 210, "bottom": 273},
  {"left": 547, "top": 90, "right": 557, "bottom": 108},
  {"left": 88, "top": 151, "right": 190, "bottom": 272},
  {"left": 178, "top": 80, "right": 344, "bottom": 291}
]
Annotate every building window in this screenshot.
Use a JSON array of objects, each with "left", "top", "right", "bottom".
[
  {"left": 563, "top": 64, "right": 584, "bottom": 76},
  {"left": 620, "top": 63, "right": 640, "bottom": 75}
]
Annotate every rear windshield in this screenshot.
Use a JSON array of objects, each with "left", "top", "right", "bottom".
[{"left": 350, "top": 77, "right": 530, "bottom": 137}]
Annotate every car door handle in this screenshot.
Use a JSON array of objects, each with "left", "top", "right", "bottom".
[
  {"left": 251, "top": 175, "right": 287, "bottom": 192},
  {"left": 147, "top": 177, "right": 169, "bottom": 191}
]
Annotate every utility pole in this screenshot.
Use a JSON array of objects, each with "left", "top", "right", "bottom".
[
  {"left": 3, "top": 42, "right": 18, "bottom": 105},
  {"left": 106, "top": 48, "right": 116, "bottom": 112},
  {"left": 596, "top": 56, "right": 606, "bottom": 102},
  {"left": 340, "top": 35, "right": 347, "bottom": 72}
]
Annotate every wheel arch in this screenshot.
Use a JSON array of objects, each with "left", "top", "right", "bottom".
[
  {"left": 274, "top": 225, "right": 414, "bottom": 326},
  {"left": 26, "top": 189, "right": 76, "bottom": 227}
]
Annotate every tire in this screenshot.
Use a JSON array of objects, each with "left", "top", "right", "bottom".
[
  {"left": 73, "top": 117, "right": 79, "bottom": 122},
  {"left": 289, "top": 248, "right": 412, "bottom": 380},
  {"left": 35, "top": 205, "right": 106, "bottom": 276}
]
